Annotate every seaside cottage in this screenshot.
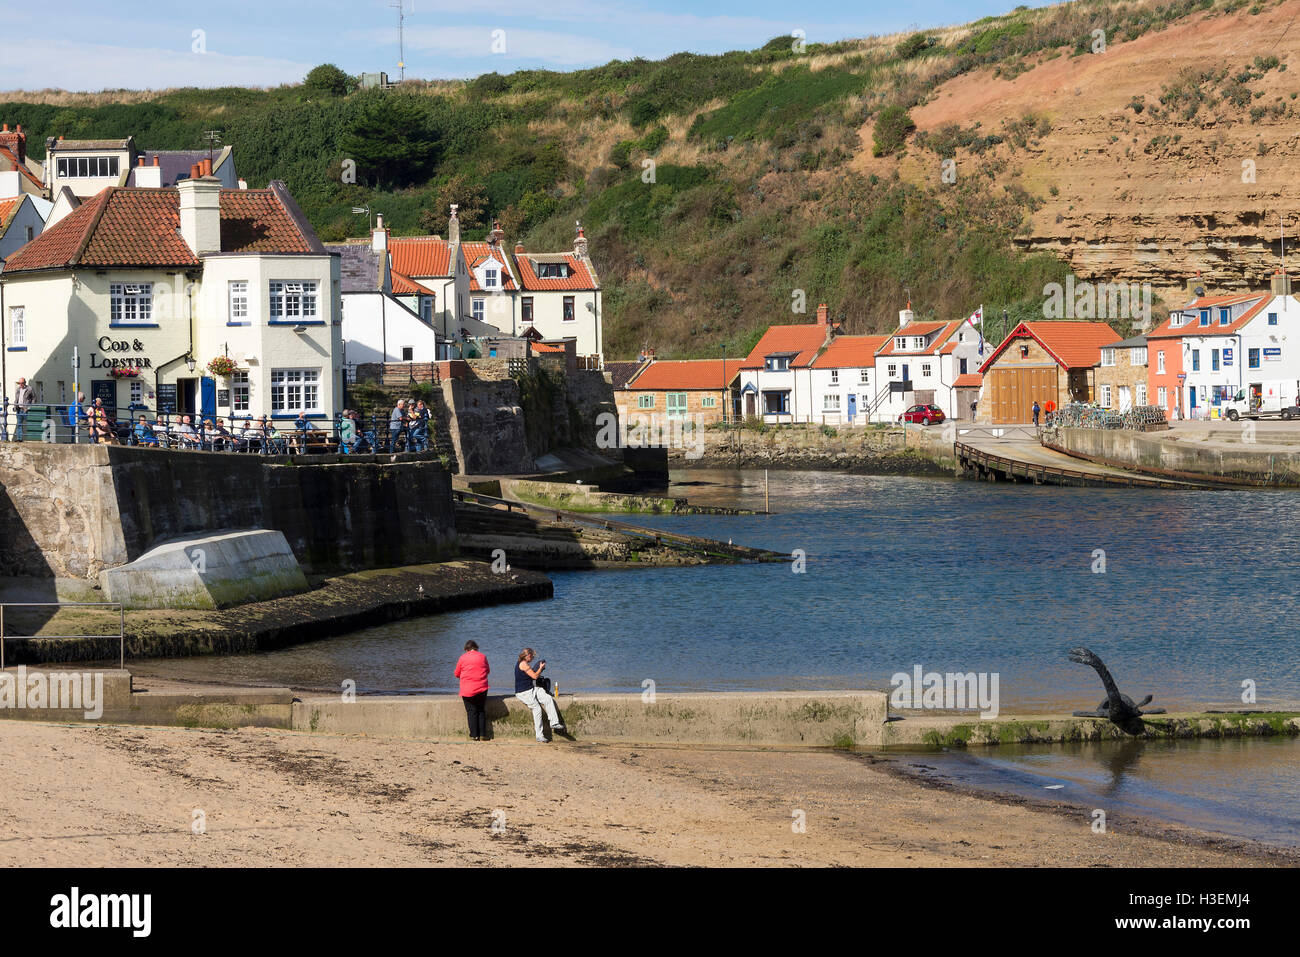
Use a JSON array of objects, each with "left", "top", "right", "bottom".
[
  {"left": 617, "top": 357, "right": 742, "bottom": 428},
  {"left": 327, "top": 216, "right": 440, "bottom": 366},
  {"left": 808, "top": 334, "right": 887, "bottom": 425},
  {"left": 870, "top": 308, "right": 985, "bottom": 423},
  {"left": 1093, "top": 335, "right": 1149, "bottom": 411},
  {"left": 0, "top": 166, "right": 343, "bottom": 425},
  {"left": 975, "top": 320, "right": 1119, "bottom": 424},
  {"left": 1145, "top": 276, "right": 1300, "bottom": 420},
  {"left": 736, "top": 304, "right": 837, "bottom": 422},
  {"left": 389, "top": 212, "right": 603, "bottom": 364}
]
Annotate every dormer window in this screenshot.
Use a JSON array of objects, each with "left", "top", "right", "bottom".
[
  {"left": 912, "top": 336, "right": 925, "bottom": 349},
  {"left": 485, "top": 269, "right": 498, "bottom": 289},
  {"left": 895, "top": 337, "right": 906, "bottom": 349},
  {"left": 765, "top": 355, "right": 791, "bottom": 372},
  {"left": 56, "top": 156, "right": 119, "bottom": 178},
  {"left": 1199, "top": 309, "right": 1210, "bottom": 326},
  {"left": 537, "top": 262, "right": 570, "bottom": 279},
  {"left": 1218, "top": 308, "right": 1230, "bottom": 325}
]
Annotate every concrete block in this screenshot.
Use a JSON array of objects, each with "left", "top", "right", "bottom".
[{"left": 99, "top": 529, "right": 308, "bottom": 610}]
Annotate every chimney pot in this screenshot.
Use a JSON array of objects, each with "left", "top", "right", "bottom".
[
  {"left": 138, "top": 156, "right": 145, "bottom": 166},
  {"left": 514, "top": 242, "right": 525, "bottom": 254},
  {"left": 2, "top": 124, "right": 8, "bottom": 132},
  {"left": 153, "top": 155, "right": 159, "bottom": 166}
]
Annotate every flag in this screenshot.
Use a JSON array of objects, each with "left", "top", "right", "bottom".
[{"left": 967, "top": 305, "right": 985, "bottom": 355}]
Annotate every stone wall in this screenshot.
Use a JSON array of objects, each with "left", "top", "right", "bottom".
[
  {"left": 677, "top": 424, "right": 956, "bottom": 474},
  {"left": 0, "top": 444, "right": 457, "bottom": 582}
]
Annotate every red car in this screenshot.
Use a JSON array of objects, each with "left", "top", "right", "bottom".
[{"left": 898, "top": 404, "right": 945, "bottom": 425}]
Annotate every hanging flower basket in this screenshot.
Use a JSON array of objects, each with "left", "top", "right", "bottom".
[
  {"left": 207, "top": 356, "right": 239, "bottom": 377},
  {"left": 108, "top": 367, "right": 140, "bottom": 379}
]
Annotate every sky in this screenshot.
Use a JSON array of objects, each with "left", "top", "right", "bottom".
[{"left": 1, "top": 0, "right": 1057, "bottom": 92}]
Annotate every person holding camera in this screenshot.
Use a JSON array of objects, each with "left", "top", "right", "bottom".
[{"left": 514, "top": 647, "right": 564, "bottom": 743}]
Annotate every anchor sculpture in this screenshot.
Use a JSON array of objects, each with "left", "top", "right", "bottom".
[{"left": 1067, "top": 647, "right": 1165, "bottom": 735}]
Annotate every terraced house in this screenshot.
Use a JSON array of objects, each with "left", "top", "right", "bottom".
[{"left": 0, "top": 165, "right": 342, "bottom": 424}]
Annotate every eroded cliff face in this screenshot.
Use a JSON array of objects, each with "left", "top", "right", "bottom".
[{"left": 867, "top": 0, "right": 1300, "bottom": 303}]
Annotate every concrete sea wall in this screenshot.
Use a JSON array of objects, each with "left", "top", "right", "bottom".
[
  {"left": 0, "top": 444, "right": 457, "bottom": 586},
  {"left": 678, "top": 425, "right": 956, "bottom": 474},
  {"left": 1048, "top": 427, "right": 1300, "bottom": 486}
]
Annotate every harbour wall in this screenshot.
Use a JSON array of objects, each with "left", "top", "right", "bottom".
[
  {"left": 1047, "top": 427, "right": 1300, "bottom": 486},
  {"left": 0, "top": 444, "right": 457, "bottom": 589},
  {"left": 674, "top": 424, "right": 957, "bottom": 474}
]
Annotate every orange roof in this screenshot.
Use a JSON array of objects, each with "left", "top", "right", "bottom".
[
  {"left": 5, "top": 183, "right": 320, "bottom": 273},
  {"left": 812, "top": 335, "right": 888, "bottom": 368},
  {"left": 390, "top": 236, "right": 453, "bottom": 278},
  {"left": 875, "top": 320, "right": 962, "bottom": 357},
  {"left": 531, "top": 341, "right": 566, "bottom": 354},
  {"left": 742, "top": 322, "right": 831, "bottom": 369},
  {"left": 462, "top": 242, "right": 517, "bottom": 292},
  {"left": 0, "top": 196, "right": 20, "bottom": 233},
  {"left": 978, "top": 321, "right": 1119, "bottom": 374},
  {"left": 1148, "top": 295, "right": 1276, "bottom": 339},
  {"left": 513, "top": 251, "right": 597, "bottom": 291},
  {"left": 0, "top": 145, "right": 43, "bottom": 190},
  {"left": 627, "top": 358, "right": 744, "bottom": 390},
  {"left": 390, "top": 269, "right": 435, "bottom": 296},
  {"left": 953, "top": 373, "right": 983, "bottom": 388}
]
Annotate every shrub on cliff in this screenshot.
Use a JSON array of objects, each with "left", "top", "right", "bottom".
[{"left": 872, "top": 105, "right": 915, "bottom": 157}]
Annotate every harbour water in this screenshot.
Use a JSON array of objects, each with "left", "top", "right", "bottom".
[{"left": 138, "top": 469, "right": 1300, "bottom": 712}]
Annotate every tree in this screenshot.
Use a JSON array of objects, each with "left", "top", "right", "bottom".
[
  {"left": 418, "top": 174, "right": 488, "bottom": 235},
  {"left": 872, "top": 105, "right": 916, "bottom": 157},
  {"left": 339, "top": 92, "right": 441, "bottom": 189},
  {"left": 304, "top": 63, "right": 355, "bottom": 97}
]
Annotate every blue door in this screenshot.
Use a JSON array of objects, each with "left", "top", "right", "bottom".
[
  {"left": 1188, "top": 387, "right": 1197, "bottom": 411},
  {"left": 200, "top": 377, "right": 217, "bottom": 420},
  {"left": 902, "top": 364, "right": 910, "bottom": 383},
  {"left": 847, "top": 393, "right": 857, "bottom": 422}
]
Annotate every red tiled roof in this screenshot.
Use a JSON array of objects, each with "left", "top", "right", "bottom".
[
  {"left": 977, "top": 321, "right": 1119, "bottom": 374},
  {"left": 1148, "top": 295, "right": 1275, "bottom": 339},
  {"left": 875, "top": 321, "right": 961, "bottom": 357},
  {"left": 742, "top": 322, "right": 831, "bottom": 369},
  {"left": 627, "top": 358, "right": 744, "bottom": 390},
  {"left": 0, "top": 196, "right": 20, "bottom": 233},
  {"left": 531, "top": 341, "right": 566, "bottom": 354},
  {"left": 812, "top": 335, "right": 888, "bottom": 368},
  {"left": 0, "top": 145, "right": 43, "bottom": 190},
  {"left": 953, "top": 373, "right": 983, "bottom": 388},
  {"left": 390, "top": 269, "right": 435, "bottom": 296},
  {"left": 4, "top": 184, "right": 317, "bottom": 273},
  {"left": 512, "top": 251, "right": 597, "bottom": 291},
  {"left": 462, "top": 242, "right": 516, "bottom": 292},
  {"left": 390, "top": 236, "right": 453, "bottom": 278}
]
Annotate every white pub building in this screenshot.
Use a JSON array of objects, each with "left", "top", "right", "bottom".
[{"left": 1, "top": 164, "right": 342, "bottom": 426}]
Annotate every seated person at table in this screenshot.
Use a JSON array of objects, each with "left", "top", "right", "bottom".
[
  {"left": 210, "top": 418, "right": 234, "bottom": 450},
  {"left": 239, "top": 416, "right": 260, "bottom": 451},
  {"left": 174, "top": 415, "right": 199, "bottom": 448},
  {"left": 133, "top": 416, "right": 159, "bottom": 446}
]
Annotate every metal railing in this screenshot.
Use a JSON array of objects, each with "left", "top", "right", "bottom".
[
  {"left": 0, "top": 401, "right": 448, "bottom": 457},
  {"left": 0, "top": 602, "right": 125, "bottom": 670}
]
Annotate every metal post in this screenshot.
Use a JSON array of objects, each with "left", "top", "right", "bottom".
[{"left": 764, "top": 469, "right": 770, "bottom": 514}]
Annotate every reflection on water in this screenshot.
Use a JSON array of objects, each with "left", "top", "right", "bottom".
[
  {"left": 134, "top": 469, "right": 1300, "bottom": 713},
  {"left": 915, "top": 736, "right": 1300, "bottom": 847}
]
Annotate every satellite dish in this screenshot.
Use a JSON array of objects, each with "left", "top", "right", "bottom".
[{"left": 1194, "top": 285, "right": 1206, "bottom": 297}]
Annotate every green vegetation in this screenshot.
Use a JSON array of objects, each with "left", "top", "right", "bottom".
[{"left": 0, "top": 0, "right": 1255, "bottom": 359}]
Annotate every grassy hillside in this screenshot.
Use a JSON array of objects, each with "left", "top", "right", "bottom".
[{"left": 0, "top": 0, "right": 1274, "bottom": 358}]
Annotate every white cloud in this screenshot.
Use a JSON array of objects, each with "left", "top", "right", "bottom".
[{"left": 4, "top": 38, "right": 313, "bottom": 92}]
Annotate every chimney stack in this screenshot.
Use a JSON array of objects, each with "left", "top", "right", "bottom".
[
  {"left": 816, "top": 303, "right": 829, "bottom": 325},
  {"left": 898, "top": 306, "right": 914, "bottom": 327},
  {"left": 177, "top": 170, "right": 222, "bottom": 256},
  {"left": 372, "top": 213, "right": 389, "bottom": 253},
  {"left": 135, "top": 154, "right": 163, "bottom": 188},
  {"left": 574, "top": 221, "right": 588, "bottom": 259},
  {"left": 488, "top": 219, "right": 504, "bottom": 246},
  {"left": 514, "top": 242, "right": 525, "bottom": 254},
  {"left": 0, "top": 122, "right": 26, "bottom": 165},
  {"left": 448, "top": 204, "right": 460, "bottom": 244},
  {"left": 1271, "top": 270, "right": 1292, "bottom": 296},
  {"left": 1186, "top": 271, "right": 1206, "bottom": 302}
]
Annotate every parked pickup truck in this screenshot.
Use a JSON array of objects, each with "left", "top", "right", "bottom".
[{"left": 1223, "top": 380, "right": 1300, "bottom": 420}]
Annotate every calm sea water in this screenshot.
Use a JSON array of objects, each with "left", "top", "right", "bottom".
[{"left": 137, "top": 468, "right": 1300, "bottom": 713}]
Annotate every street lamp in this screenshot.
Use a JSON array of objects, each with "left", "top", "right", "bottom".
[{"left": 185, "top": 355, "right": 196, "bottom": 374}]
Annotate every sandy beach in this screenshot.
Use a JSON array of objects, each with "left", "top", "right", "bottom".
[{"left": 0, "top": 720, "right": 1286, "bottom": 867}]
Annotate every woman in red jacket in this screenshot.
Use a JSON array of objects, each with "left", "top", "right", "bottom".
[{"left": 454, "top": 640, "right": 491, "bottom": 740}]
